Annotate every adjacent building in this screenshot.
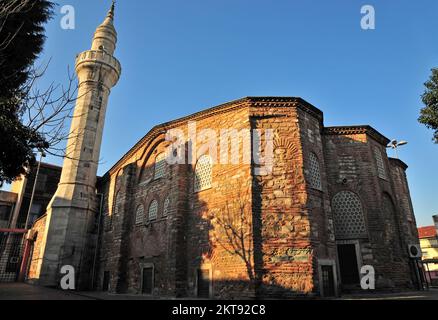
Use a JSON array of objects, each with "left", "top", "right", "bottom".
[
  {"left": 0, "top": 162, "right": 61, "bottom": 282},
  {"left": 418, "top": 216, "right": 438, "bottom": 286}
]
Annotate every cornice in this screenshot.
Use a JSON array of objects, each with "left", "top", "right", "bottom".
[{"left": 323, "top": 125, "right": 390, "bottom": 146}]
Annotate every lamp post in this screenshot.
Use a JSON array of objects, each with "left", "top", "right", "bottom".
[
  {"left": 386, "top": 140, "right": 408, "bottom": 159},
  {"left": 24, "top": 149, "right": 46, "bottom": 230}
]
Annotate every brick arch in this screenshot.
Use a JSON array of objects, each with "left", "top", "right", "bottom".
[
  {"left": 136, "top": 135, "right": 168, "bottom": 184},
  {"left": 381, "top": 192, "right": 403, "bottom": 253}
]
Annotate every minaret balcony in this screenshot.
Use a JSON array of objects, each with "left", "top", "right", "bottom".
[{"left": 75, "top": 50, "right": 121, "bottom": 78}]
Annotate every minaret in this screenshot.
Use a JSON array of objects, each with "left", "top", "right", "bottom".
[{"left": 36, "top": 2, "right": 121, "bottom": 289}]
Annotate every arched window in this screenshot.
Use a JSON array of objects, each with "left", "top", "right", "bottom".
[
  {"left": 135, "top": 204, "right": 144, "bottom": 225},
  {"left": 194, "top": 155, "right": 212, "bottom": 192},
  {"left": 374, "top": 147, "right": 387, "bottom": 180},
  {"left": 332, "top": 191, "right": 367, "bottom": 240},
  {"left": 309, "top": 153, "right": 323, "bottom": 191},
  {"left": 148, "top": 200, "right": 158, "bottom": 221},
  {"left": 154, "top": 153, "right": 166, "bottom": 180},
  {"left": 163, "top": 197, "right": 170, "bottom": 217}
]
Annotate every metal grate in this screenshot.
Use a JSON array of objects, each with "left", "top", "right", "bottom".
[
  {"left": 0, "top": 232, "right": 24, "bottom": 283},
  {"left": 135, "top": 204, "right": 144, "bottom": 225},
  {"left": 154, "top": 153, "right": 166, "bottom": 180},
  {"left": 374, "top": 147, "right": 387, "bottom": 180},
  {"left": 309, "top": 153, "right": 323, "bottom": 190},
  {"left": 194, "top": 155, "right": 212, "bottom": 192},
  {"left": 163, "top": 198, "right": 170, "bottom": 217},
  {"left": 148, "top": 200, "right": 158, "bottom": 221},
  {"left": 332, "top": 191, "right": 367, "bottom": 239}
]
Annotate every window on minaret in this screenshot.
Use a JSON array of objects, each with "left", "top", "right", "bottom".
[
  {"left": 154, "top": 153, "right": 166, "bottom": 180},
  {"left": 194, "top": 155, "right": 212, "bottom": 193},
  {"left": 332, "top": 191, "right": 368, "bottom": 240},
  {"left": 135, "top": 204, "right": 144, "bottom": 225},
  {"left": 308, "top": 152, "right": 323, "bottom": 191},
  {"left": 148, "top": 200, "right": 158, "bottom": 221},
  {"left": 374, "top": 147, "right": 387, "bottom": 180}
]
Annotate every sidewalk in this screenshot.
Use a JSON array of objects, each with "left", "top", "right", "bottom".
[
  {"left": 1, "top": 283, "right": 438, "bottom": 300},
  {"left": 338, "top": 288, "right": 438, "bottom": 300},
  {"left": 0, "top": 283, "right": 94, "bottom": 300}
]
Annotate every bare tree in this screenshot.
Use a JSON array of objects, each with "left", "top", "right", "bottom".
[
  {"left": 210, "top": 186, "right": 255, "bottom": 284},
  {"left": 0, "top": 1, "right": 86, "bottom": 165},
  {"left": 19, "top": 64, "right": 83, "bottom": 160}
]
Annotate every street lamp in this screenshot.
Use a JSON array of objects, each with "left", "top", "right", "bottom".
[
  {"left": 24, "top": 148, "right": 46, "bottom": 230},
  {"left": 386, "top": 139, "right": 408, "bottom": 159}
]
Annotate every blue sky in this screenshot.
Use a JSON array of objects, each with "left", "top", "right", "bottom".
[{"left": 11, "top": 0, "right": 438, "bottom": 226}]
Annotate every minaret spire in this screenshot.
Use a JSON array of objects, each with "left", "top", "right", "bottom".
[
  {"left": 103, "top": 0, "right": 115, "bottom": 24},
  {"left": 108, "top": 0, "right": 115, "bottom": 20},
  {"left": 91, "top": 1, "right": 118, "bottom": 54}
]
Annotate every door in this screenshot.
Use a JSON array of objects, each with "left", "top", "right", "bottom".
[
  {"left": 197, "top": 269, "right": 211, "bottom": 298},
  {"left": 102, "top": 271, "right": 110, "bottom": 291},
  {"left": 321, "top": 265, "right": 336, "bottom": 297},
  {"left": 142, "top": 268, "right": 153, "bottom": 295},
  {"left": 337, "top": 244, "right": 360, "bottom": 286}
]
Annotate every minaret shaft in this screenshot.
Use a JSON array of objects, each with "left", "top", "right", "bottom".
[{"left": 34, "top": 4, "right": 121, "bottom": 289}]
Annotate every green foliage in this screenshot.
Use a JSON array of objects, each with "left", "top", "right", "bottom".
[
  {"left": 419, "top": 68, "right": 438, "bottom": 144},
  {"left": 0, "top": 0, "right": 54, "bottom": 184}
]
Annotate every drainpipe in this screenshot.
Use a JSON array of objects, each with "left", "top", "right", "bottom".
[{"left": 91, "top": 193, "right": 104, "bottom": 290}]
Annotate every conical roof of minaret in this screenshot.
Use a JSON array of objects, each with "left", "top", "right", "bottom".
[
  {"left": 100, "top": 1, "right": 115, "bottom": 29},
  {"left": 92, "top": 1, "right": 117, "bottom": 54}
]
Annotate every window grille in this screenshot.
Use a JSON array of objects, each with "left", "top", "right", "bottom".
[
  {"left": 135, "top": 204, "right": 144, "bottom": 225},
  {"left": 309, "top": 153, "right": 323, "bottom": 190},
  {"left": 148, "top": 200, "right": 158, "bottom": 220},
  {"left": 332, "top": 191, "right": 367, "bottom": 239},
  {"left": 154, "top": 153, "right": 166, "bottom": 179},
  {"left": 194, "top": 155, "right": 212, "bottom": 192},
  {"left": 374, "top": 147, "right": 387, "bottom": 179}
]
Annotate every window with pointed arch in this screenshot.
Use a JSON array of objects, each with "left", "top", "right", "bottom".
[
  {"left": 308, "top": 152, "right": 323, "bottom": 191},
  {"left": 135, "top": 204, "right": 144, "bottom": 225},
  {"left": 154, "top": 152, "right": 167, "bottom": 180},
  {"left": 148, "top": 200, "right": 158, "bottom": 221},
  {"left": 332, "top": 191, "right": 367, "bottom": 240},
  {"left": 194, "top": 155, "right": 213, "bottom": 193},
  {"left": 374, "top": 147, "right": 387, "bottom": 180}
]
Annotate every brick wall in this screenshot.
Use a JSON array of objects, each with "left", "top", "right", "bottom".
[
  {"left": 27, "top": 214, "right": 47, "bottom": 282},
  {"left": 94, "top": 98, "right": 419, "bottom": 298}
]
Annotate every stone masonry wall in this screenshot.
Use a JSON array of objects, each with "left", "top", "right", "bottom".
[
  {"left": 27, "top": 214, "right": 47, "bottom": 282},
  {"left": 94, "top": 98, "right": 419, "bottom": 298},
  {"left": 323, "top": 130, "right": 415, "bottom": 290}
]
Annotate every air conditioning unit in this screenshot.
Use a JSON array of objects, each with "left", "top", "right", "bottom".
[{"left": 408, "top": 244, "right": 422, "bottom": 259}]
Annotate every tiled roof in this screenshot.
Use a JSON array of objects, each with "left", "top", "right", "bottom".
[{"left": 418, "top": 226, "right": 437, "bottom": 239}]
